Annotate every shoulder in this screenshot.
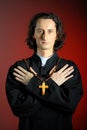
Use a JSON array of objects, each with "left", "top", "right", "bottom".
[
  {"left": 59, "top": 57, "right": 79, "bottom": 70},
  {"left": 59, "top": 58, "right": 82, "bottom": 84},
  {"left": 58, "top": 57, "right": 81, "bottom": 78},
  {"left": 8, "top": 57, "right": 31, "bottom": 73},
  {"left": 57, "top": 57, "right": 83, "bottom": 89},
  {"left": 10, "top": 59, "right": 27, "bottom": 68}
]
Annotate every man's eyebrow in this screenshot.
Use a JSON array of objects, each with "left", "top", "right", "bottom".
[
  {"left": 36, "top": 28, "right": 43, "bottom": 29},
  {"left": 35, "top": 27, "right": 43, "bottom": 30}
]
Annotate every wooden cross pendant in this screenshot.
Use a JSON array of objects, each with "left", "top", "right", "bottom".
[{"left": 39, "top": 81, "right": 49, "bottom": 95}]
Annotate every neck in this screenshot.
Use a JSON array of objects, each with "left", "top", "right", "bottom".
[{"left": 37, "top": 49, "right": 54, "bottom": 58}]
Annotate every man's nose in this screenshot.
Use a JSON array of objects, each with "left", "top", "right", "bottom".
[{"left": 41, "top": 32, "right": 47, "bottom": 40}]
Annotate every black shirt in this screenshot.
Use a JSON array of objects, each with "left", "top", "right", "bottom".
[{"left": 5, "top": 53, "right": 83, "bottom": 130}]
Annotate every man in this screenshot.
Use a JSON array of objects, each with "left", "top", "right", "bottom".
[{"left": 6, "top": 12, "right": 83, "bottom": 130}]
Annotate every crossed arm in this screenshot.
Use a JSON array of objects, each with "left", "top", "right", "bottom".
[
  {"left": 13, "top": 64, "right": 74, "bottom": 86},
  {"left": 6, "top": 62, "right": 83, "bottom": 116}
]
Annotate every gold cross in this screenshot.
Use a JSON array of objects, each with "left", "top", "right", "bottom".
[{"left": 39, "top": 81, "right": 49, "bottom": 95}]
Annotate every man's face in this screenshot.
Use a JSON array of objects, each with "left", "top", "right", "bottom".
[{"left": 34, "top": 18, "right": 57, "bottom": 51}]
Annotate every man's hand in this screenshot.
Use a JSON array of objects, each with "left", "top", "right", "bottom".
[
  {"left": 13, "top": 66, "right": 36, "bottom": 85},
  {"left": 49, "top": 64, "right": 74, "bottom": 86}
]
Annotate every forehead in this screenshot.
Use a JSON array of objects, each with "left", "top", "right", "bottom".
[{"left": 35, "top": 18, "right": 56, "bottom": 29}]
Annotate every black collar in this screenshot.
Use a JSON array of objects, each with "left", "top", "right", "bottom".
[{"left": 30, "top": 53, "right": 59, "bottom": 68}]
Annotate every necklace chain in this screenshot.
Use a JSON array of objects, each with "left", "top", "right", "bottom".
[
  {"left": 24, "top": 57, "right": 61, "bottom": 95},
  {"left": 24, "top": 57, "right": 61, "bottom": 82}
]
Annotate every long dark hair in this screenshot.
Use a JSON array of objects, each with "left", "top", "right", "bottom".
[{"left": 25, "top": 12, "right": 66, "bottom": 52}]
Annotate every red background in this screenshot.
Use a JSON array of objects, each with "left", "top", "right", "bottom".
[{"left": 0, "top": 0, "right": 87, "bottom": 130}]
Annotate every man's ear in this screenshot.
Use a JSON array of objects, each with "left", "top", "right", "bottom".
[
  {"left": 33, "top": 34, "right": 35, "bottom": 39},
  {"left": 56, "top": 32, "right": 58, "bottom": 40}
]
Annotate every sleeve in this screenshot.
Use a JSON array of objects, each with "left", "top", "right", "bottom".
[
  {"left": 45, "top": 61, "right": 84, "bottom": 113},
  {"left": 5, "top": 62, "right": 42, "bottom": 117},
  {"left": 25, "top": 61, "right": 84, "bottom": 114}
]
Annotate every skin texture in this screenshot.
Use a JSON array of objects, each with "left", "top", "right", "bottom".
[{"left": 13, "top": 18, "right": 74, "bottom": 86}]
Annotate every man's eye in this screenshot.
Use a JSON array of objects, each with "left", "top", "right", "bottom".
[
  {"left": 48, "top": 30, "right": 53, "bottom": 33},
  {"left": 37, "top": 30, "right": 43, "bottom": 33}
]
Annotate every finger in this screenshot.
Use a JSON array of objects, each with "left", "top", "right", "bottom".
[
  {"left": 49, "top": 66, "right": 56, "bottom": 75},
  {"left": 64, "top": 68, "right": 74, "bottom": 77},
  {"left": 14, "top": 68, "right": 25, "bottom": 76},
  {"left": 29, "top": 67, "right": 37, "bottom": 76},
  {"left": 58, "top": 64, "right": 69, "bottom": 74},
  {"left": 65, "top": 74, "right": 73, "bottom": 81},
  {"left": 13, "top": 72, "right": 24, "bottom": 80},
  {"left": 15, "top": 77, "right": 24, "bottom": 83},
  {"left": 17, "top": 66, "right": 27, "bottom": 74},
  {"left": 62, "top": 66, "right": 74, "bottom": 76}
]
